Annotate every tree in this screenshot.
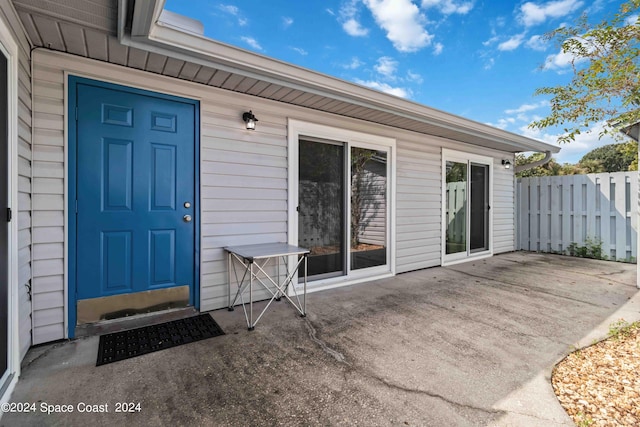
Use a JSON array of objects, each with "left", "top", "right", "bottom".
[
  {"left": 515, "top": 153, "right": 558, "bottom": 177},
  {"left": 529, "top": 0, "right": 640, "bottom": 144},
  {"left": 580, "top": 141, "right": 638, "bottom": 171}
]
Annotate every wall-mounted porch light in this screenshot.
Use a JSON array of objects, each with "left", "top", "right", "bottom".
[
  {"left": 502, "top": 159, "right": 512, "bottom": 169},
  {"left": 242, "top": 111, "right": 258, "bottom": 130}
]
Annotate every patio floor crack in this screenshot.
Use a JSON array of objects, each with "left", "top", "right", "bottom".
[
  {"left": 303, "top": 317, "right": 350, "bottom": 366},
  {"left": 303, "top": 318, "right": 502, "bottom": 417},
  {"left": 363, "top": 372, "right": 504, "bottom": 416}
]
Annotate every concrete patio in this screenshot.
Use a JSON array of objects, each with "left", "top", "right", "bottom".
[{"left": 1, "top": 252, "right": 638, "bottom": 427}]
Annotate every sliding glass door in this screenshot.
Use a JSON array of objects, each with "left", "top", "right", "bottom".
[
  {"left": 443, "top": 150, "right": 492, "bottom": 263},
  {"left": 298, "top": 138, "right": 390, "bottom": 280},
  {"left": 298, "top": 139, "right": 345, "bottom": 278}
]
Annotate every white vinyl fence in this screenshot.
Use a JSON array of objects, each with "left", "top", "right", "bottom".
[{"left": 517, "top": 172, "right": 638, "bottom": 262}]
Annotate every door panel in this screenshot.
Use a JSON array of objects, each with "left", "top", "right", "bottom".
[
  {"left": 76, "top": 83, "right": 195, "bottom": 300},
  {"left": 470, "top": 163, "right": 489, "bottom": 252},
  {"left": 0, "top": 50, "right": 8, "bottom": 381},
  {"left": 298, "top": 139, "right": 345, "bottom": 278},
  {"left": 351, "top": 147, "right": 388, "bottom": 270},
  {"left": 445, "top": 161, "right": 467, "bottom": 255}
]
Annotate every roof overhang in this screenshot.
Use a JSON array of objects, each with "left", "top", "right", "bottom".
[
  {"left": 621, "top": 122, "right": 640, "bottom": 142},
  {"left": 14, "top": 0, "right": 560, "bottom": 154}
]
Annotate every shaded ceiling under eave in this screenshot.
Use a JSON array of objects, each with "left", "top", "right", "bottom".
[{"left": 11, "top": 0, "right": 560, "bottom": 155}]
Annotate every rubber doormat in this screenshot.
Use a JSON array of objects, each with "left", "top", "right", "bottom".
[{"left": 96, "top": 314, "right": 225, "bottom": 366}]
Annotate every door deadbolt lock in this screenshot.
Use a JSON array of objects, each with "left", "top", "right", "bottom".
[
  {"left": 183, "top": 215, "right": 192, "bottom": 222},
  {"left": 184, "top": 202, "right": 191, "bottom": 208}
]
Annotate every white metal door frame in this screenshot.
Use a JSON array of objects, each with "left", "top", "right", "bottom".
[{"left": 441, "top": 148, "right": 494, "bottom": 266}]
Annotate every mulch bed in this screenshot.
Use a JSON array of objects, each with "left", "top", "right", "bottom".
[{"left": 552, "top": 321, "right": 640, "bottom": 426}]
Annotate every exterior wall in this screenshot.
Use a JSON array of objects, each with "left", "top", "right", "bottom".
[
  {"left": 0, "top": 1, "right": 32, "bottom": 359},
  {"left": 32, "top": 49, "right": 516, "bottom": 343},
  {"left": 493, "top": 155, "right": 517, "bottom": 254}
]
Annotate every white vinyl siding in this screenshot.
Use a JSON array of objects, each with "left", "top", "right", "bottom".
[
  {"left": 493, "top": 156, "right": 516, "bottom": 254},
  {"left": 31, "top": 59, "right": 64, "bottom": 344},
  {"left": 0, "top": 1, "right": 33, "bottom": 358},
  {"left": 31, "top": 49, "right": 517, "bottom": 343}
]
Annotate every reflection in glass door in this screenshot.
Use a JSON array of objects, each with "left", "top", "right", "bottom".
[
  {"left": 445, "top": 161, "right": 467, "bottom": 255},
  {"left": 470, "top": 163, "right": 489, "bottom": 252},
  {"left": 351, "top": 148, "right": 387, "bottom": 270},
  {"left": 298, "top": 139, "right": 345, "bottom": 278}
]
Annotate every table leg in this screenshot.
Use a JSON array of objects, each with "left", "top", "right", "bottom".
[
  {"left": 276, "top": 256, "right": 281, "bottom": 301},
  {"left": 249, "top": 261, "right": 254, "bottom": 331},
  {"left": 302, "top": 254, "right": 307, "bottom": 317},
  {"left": 227, "top": 252, "right": 234, "bottom": 311}
]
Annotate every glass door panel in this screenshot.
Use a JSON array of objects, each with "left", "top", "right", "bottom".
[
  {"left": 298, "top": 139, "right": 345, "bottom": 278},
  {"left": 470, "top": 163, "right": 489, "bottom": 252},
  {"left": 445, "top": 161, "right": 467, "bottom": 255},
  {"left": 351, "top": 148, "right": 387, "bottom": 270}
]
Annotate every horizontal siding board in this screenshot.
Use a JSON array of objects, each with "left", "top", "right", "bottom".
[
  {"left": 32, "top": 323, "right": 64, "bottom": 345},
  {"left": 32, "top": 275, "right": 64, "bottom": 294}
]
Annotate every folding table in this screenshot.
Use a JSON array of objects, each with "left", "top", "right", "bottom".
[{"left": 224, "top": 243, "right": 309, "bottom": 330}]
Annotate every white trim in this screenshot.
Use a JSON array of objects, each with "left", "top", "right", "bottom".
[
  {"left": 441, "top": 148, "right": 494, "bottom": 266},
  {"left": 287, "top": 119, "right": 396, "bottom": 291},
  {"left": 62, "top": 71, "right": 69, "bottom": 338},
  {"left": 0, "top": 9, "right": 20, "bottom": 405}
]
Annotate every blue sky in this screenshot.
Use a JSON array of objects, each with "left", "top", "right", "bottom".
[{"left": 164, "top": 0, "right": 632, "bottom": 163}]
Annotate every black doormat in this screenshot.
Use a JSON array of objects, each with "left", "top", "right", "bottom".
[{"left": 96, "top": 314, "right": 224, "bottom": 366}]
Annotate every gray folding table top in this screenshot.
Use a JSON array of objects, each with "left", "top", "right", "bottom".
[{"left": 223, "top": 243, "right": 310, "bottom": 261}]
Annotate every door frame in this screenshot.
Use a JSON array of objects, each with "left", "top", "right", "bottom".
[
  {"left": 441, "top": 148, "right": 494, "bottom": 266},
  {"left": 0, "top": 12, "right": 19, "bottom": 404},
  {"left": 287, "top": 119, "right": 396, "bottom": 293},
  {"left": 67, "top": 76, "right": 200, "bottom": 338}
]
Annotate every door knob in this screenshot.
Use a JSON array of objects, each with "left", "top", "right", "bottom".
[{"left": 183, "top": 215, "right": 192, "bottom": 222}]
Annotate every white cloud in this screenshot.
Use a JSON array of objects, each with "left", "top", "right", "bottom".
[
  {"left": 326, "top": 8, "right": 336, "bottom": 16},
  {"left": 498, "top": 34, "right": 525, "bottom": 51},
  {"left": 375, "top": 56, "right": 398, "bottom": 78},
  {"left": 519, "top": 0, "right": 584, "bottom": 27},
  {"left": 504, "top": 101, "right": 549, "bottom": 115},
  {"left": 519, "top": 121, "right": 614, "bottom": 163},
  {"left": 484, "top": 57, "right": 495, "bottom": 70},
  {"left": 291, "top": 47, "right": 308, "bottom": 55},
  {"left": 340, "top": 0, "right": 369, "bottom": 37},
  {"left": 355, "top": 79, "right": 411, "bottom": 98},
  {"left": 282, "top": 17, "right": 294, "bottom": 28},
  {"left": 241, "top": 37, "right": 263, "bottom": 51},
  {"left": 406, "top": 70, "right": 424, "bottom": 84},
  {"left": 486, "top": 117, "right": 516, "bottom": 130},
  {"left": 525, "top": 34, "right": 547, "bottom": 51},
  {"left": 483, "top": 35, "right": 500, "bottom": 46},
  {"left": 343, "top": 57, "right": 365, "bottom": 69},
  {"left": 626, "top": 14, "right": 639, "bottom": 25},
  {"left": 432, "top": 42, "right": 444, "bottom": 55},
  {"left": 218, "top": 4, "right": 248, "bottom": 26},
  {"left": 218, "top": 4, "right": 239, "bottom": 15},
  {"left": 421, "top": 0, "right": 474, "bottom": 15},
  {"left": 542, "top": 45, "right": 587, "bottom": 71},
  {"left": 363, "top": 0, "right": 433, "bottom": 52},
  {"left": 343, "top": 18, "right": 370, "bottom": 36}
]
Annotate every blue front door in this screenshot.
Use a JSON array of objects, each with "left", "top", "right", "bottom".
[{"left": 74, "top": 80, "right": 196, "bottom": 305}]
